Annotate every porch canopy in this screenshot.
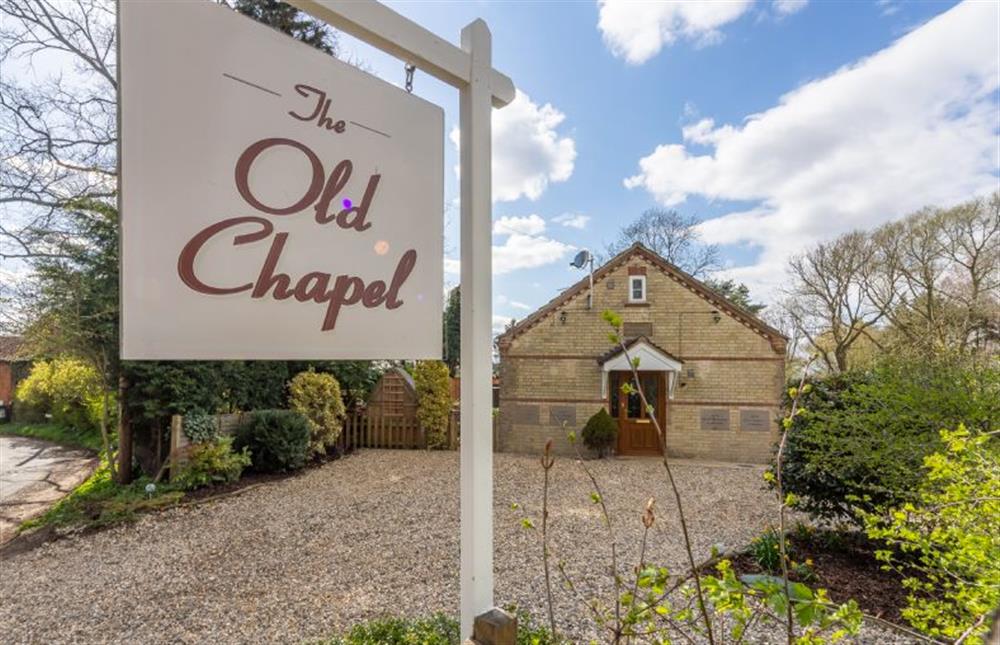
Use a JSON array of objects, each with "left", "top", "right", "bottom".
[{"left": 598, "top": 336, "right": 684, "bottom": 399}]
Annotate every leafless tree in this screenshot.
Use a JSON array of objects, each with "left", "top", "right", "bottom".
[
  {"left": 784, "top": 231, "right": 884, "bottom": 373},
  {"left": 786, "top": 192, "right": 999, "bottom": 372},
  {"left": 604, "top": 207, "right": 720, "bottom": 278},
  {"left": 0, "top": 0, "right": 117, "bottom": 262}
]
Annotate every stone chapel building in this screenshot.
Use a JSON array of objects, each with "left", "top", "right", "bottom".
[{"left": 496, "top": 243, "right": 787, "bottom": 463}]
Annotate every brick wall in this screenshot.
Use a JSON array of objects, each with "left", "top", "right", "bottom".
[{"left": 497, "top": 251, "right": 784, "bottom": 464}]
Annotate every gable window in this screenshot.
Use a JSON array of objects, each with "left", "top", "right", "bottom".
[{"left": 629, "top": 275, "right": 646, "bottom": 303}]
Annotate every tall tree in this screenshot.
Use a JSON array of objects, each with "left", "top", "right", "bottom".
[
  {"left": 232, "top": 0, "right": 337, "bottom": 55},
  {"left": 20, "top": 199, "right": 120, "bottom": 476},
  {"left": 604, "top": 208, "right": 720, "bottom": 278},
  {"left": 703, "top": 278, "right": 765, "bottom": 314},
  {"left": 784, "top": 231, "right": 884, "bottom": 373},
  {"left": 442, "top": 286, "right": 460, "bottom": 375}
]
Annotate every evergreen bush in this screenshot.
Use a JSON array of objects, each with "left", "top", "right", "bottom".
[
  {"left": 413, "top": 361, "right": 452, "bottom": 449},
  {"left": 234, "top": 409, "right": 310, "bottom": 472},
  {"left": 582, "top": 408, "right": 617, "bottom": 458},
  {"left": 779, "top": 356, "right": 999, "bottom": 523},
  {"left": 183, "top": 411, "right": 219, "bottom": 444},
  {"left": 174, "top": 437, "right": 251, "bottom": 490},
  {"left": 15, "top": 358, "right": 103, "bottom": 431},
  {"left": 288, "top": 370, "right": 345, "bottom": 458}
]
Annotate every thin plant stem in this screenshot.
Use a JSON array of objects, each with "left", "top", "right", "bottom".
[
  {"left": 571, "top": 441, "right": 624, "bottom": 642},
  {"left": 773, "top": 359, "right": 814, "bottom": 644},
  {"left": 618, "top": 338, "right": 716, "bottom": 645},
  {"left": 541, "top": 440, "right": 558, "bottom": 638}
]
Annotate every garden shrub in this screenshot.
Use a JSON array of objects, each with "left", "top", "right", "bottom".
[
  {"left": 859, "top": 425, "right": 999, "bottom": 644},
  {"left": 582, "top": 408, "right": 617, "bottom": 458},
  {"left": 329, "top": 614, "right": 459, "bottom": 645},
  {"left": 288, "top": 370, "right": 345, "bottom": 458},
  {"left": 413, "top": 360, "right": 452, "bottom": 449},
  {"left": 325, "top": 611, "right": 560, "bottom": 645},
  {"left": 15, "top": 358, "right": 103, "bottom": 432},
  {"left": 183, "top": 411, "right": 219, "bottom": 444},
  {"left": 749, "top": 528, "right": 782, "bottom": 573},
  {"left": 778, "top": 356, "right": 999, "bottom": 523},
  {"left": 173, "top": 437, "right": 251, "bottom": 491},
  {"left": 234, "top": 409, "right": 310, "bottom": 472}
]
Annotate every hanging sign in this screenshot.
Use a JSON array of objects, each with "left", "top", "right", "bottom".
[{"left": 119, "top": 0, "right": 443, "bottom": 359}]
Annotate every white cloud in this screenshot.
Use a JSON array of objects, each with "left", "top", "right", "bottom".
[
  {"left": 494, "top": 214, "right": 546, "bottom": 236},
  {"left": 624, "top": 1, "right": 1000, "bottom": 299},
  {"left": 493, "top": 233, "right": 574, "bottom": 275},
  {"left": 510, "top": 300, "right": 532, "bottom": 310},
  {"left": 598, "top": 0, "right": 753, "bottom": 65},
  {"left": 450, "top": 90, "right": 576, "bottom": 202},
  {"left": 772, "top": 0, "right": 808, "bottom": 17},
  {"left": 552, "top": 212, "right": 591, "bottom": 229},
  {"left": 877, "top": 0, "right": 901, "bottom": 17},
  {"left": 444, "top": 213, "right": 574, "bottom": 276}
]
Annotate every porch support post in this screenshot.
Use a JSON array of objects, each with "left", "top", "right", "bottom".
[{"left": 459, "top": 18, "right": 495, "bottom": 639}]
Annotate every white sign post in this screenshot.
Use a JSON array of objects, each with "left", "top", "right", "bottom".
[
  {"left": 121, "top": 0, "right": 514, "bottom": 637},
  {"left": 284, "top": 4, "right": 513, "bottom": 635}
]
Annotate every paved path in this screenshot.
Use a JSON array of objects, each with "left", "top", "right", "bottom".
[{"left": 0, "top": 435, "right": 98, "bottom": 543}]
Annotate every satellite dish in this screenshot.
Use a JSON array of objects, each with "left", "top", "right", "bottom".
[{"left": 570, "top": 249, "right": 592, "bottom": 269}]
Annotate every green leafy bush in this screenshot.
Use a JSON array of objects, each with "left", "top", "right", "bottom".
[
  {"left": 582, "top": 408, "right": 617, "bottom": 458},
  {"left": 779, "top": 356, "right": 999, "bottom": 523},
  {"left": 860, "top": 425, "right": 999, "bottom": 644},
  {"left": 413, "top": 361, "right": 452, "bottom": 449},
  {"left": 288, "top": 370, "right": 345, "bottom": 458},
  {"left": 173, "top": 437, "right": 251, "bottom": 491},
  {"left": 234, "top": 409, "right": 310, "bottom": 473},
  {"left": 325, "top": 611, "right": 560, "bottom": 645},
  {"left": 183, "top": 411, "right": 219, "bottom": 444},
  {"left": 329, "top": 614, "right": 459, "bottom": 645},
  {"left": 15, "top": 358, "right": 104, "bottom": 432},
  {"left": 749, "top": 528, "right": 782, "bottom": 573}
]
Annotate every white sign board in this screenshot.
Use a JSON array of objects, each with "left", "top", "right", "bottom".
[{"left": 120, "top": 0, "right": 443, "bottom": 359}]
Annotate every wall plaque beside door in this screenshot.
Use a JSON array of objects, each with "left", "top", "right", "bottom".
[
  {"left": 740, "top": 409, "right": 772, "bottom": 432},
  {"left": 700, "top": 408, "right": 730, "bottom": 431}
]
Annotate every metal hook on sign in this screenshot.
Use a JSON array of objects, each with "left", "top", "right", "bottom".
[{"left": 404, "top": 63, "right": 416, "bottom": 93}]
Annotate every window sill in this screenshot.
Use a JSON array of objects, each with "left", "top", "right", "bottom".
[{"left": 624, "top": 302, "right": 650, "bottom": 307}]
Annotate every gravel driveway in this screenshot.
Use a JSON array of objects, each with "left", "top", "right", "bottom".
[{"left": 0, "top": 451, "right": 905, "bottom": 643}]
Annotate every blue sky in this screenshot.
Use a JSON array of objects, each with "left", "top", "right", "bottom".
[
  {"left": 2, "top": 0, "right": 995, "bottom": 338},
  {"left": 334, "top": 0, "right": 998, "bottom": 333}
]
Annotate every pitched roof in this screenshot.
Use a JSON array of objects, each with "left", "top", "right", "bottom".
[
  {"left": 597, "top": 335, "right": 683, "bottom": 366},
  {"left": 497, "top": 243, "right": 787, "bottom": 351},
  {"left": 390, "top": 366, "right": 416, "bottom": 393},
  {"left": 0, "top": 336, "right": 26, "bottom": 362}
]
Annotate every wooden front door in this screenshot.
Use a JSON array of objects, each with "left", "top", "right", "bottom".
[{"left": 610, "top": 371, "right": 666, "bottom": 456}]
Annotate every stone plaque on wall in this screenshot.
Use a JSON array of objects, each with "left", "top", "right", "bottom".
[
  {"left": 623, "top": 322, "right": 653, "bottom": 338},
  {"left": 549, "top": 406, "right": 576, "bottom": 427},
  {"left": 510, "top": 404, "right": 540, "bottom": 424},
  {"left": 740, "top": 409, "right": 772, "bottom": 432},
  {"left": 700, "top": 408, "right": 730, "bottom": 431}
]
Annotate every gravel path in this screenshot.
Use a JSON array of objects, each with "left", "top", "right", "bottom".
[{"left": 0, "top": 451, "right": 913, "bottom": 643}]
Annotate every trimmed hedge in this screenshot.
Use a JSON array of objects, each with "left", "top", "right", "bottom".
[
  {"left": 779, "top": 356, "right": 999, "bottom": 523},
  {"left": 234, "top": 409, "right": 310, "bottom": 472},
  {"left": 582, "top": 408, "right": 618, "bottom": 458}
]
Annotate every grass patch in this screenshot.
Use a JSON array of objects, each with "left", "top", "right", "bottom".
[
  {"left": 0, "top": 422, "right": 103, "bottom": 452},
  {"left": 20, "top": 463, "right": 184, "bottom": 534}
]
